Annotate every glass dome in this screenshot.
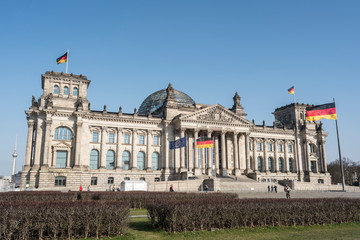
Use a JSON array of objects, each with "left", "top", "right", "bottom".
[{"left": 138, "top": 88, "right": 195, "bottom": 115}]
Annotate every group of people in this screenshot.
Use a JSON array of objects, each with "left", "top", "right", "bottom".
[
  {"left": 267, "top": 185, "right": 278, "bottom": 193},
  {"left": 79, "top": 185, "right": 91, "bottom": 191}
]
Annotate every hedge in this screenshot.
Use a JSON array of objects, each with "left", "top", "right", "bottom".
[{"left": 147, "top": 198, "right": 360, "bottom": 232}]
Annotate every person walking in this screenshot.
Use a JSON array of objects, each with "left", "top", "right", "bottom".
[
  {"left": 87, "top": 185, "right": 90, "bottom": 191},
  {"left": 274, "top": 185, "right": 277, "bottom": 193},
  {"left": 79, "top": 185, "right": 83, "bottom": 191},
  {"left": 271, "top": 185, "right": 274, "bottom": 192},
  {"left": 170, "top": 184, "right": 174, "bottom": 192},
  {"left": 285, "top": 184, "right": 291, "bottom": 198},
  {"left": 268, "top": 185, "right": 270, "bottom": 192}
]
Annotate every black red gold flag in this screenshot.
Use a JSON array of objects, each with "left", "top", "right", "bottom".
[
  {"left": 196, "top": 138, "right": 214, "bottom": 148},
  {"left": 306, "top": 103, "right": 337, "bottom": 121},
  {"left": 288, "top": 86, "right": 294, "bottom": 94},
  {"left": 56, "top": 52, "right": 68, "bottom": 64}
]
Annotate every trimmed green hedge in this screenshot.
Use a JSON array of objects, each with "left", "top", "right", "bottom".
[{"left": 147, "top": 198, "right": 360, "bottom": 232}]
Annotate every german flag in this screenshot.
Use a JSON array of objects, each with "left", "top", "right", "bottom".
[
  {"left": 306, "top": 103, "right": 337, "bottom": 121},
  {"left": 288, "top": 86, "right": 294, "bottom": 94},
  {"left": 196, "top": 138, "right": 214, "bottom": 148},
  {"left": 56, "top": 52, "right": 68, "bottom": 64}
]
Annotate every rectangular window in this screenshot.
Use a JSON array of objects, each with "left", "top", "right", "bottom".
[
  {"left": 108, "top": 177, "right": 114, "bottom": 184},
  {"left": 56, "top": 151, "right": 67, "bottom": 168},
  {"left": 139, "top": 135, "right": 145, "bottom": 145},
  {"left": 311, "top": 161, "right": 316, "bottom": 173},
  {"left": 278, "top": 144, "right": 283, "bottom": 152},
  {"left": 91, "top": 177, "right": 97, "bottom": 185},
  {"left": 92, "top": 132, "right": 99, "bottom": 142},
  {"left": 257, "top": 142, "right": 262, "bottom": 151},
  {"left": 124, "top": 134, "right": 130, "bottom": 144},
  {"left": 55, "top": 176, "right": 66, "bottom": 186},
  {"left": 154, "top": 136, "right": 159, "bottom": 145},
  {"left": 109, "top": 133, "right": 115, "bottom": 143},
  {"left": 288, "top": 145, "right": 293, "bottom": 153},
  {"left": 268, "top": 143, "right": 273, "bottom": 151}
]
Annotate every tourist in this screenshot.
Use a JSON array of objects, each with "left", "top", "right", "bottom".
[
  {"left": 87, "top": 185, "right": 90, "bottom": 191},
  {"left": 170, "top": 184, "right": 174, "bottom": 192},
  {"left": 79, "top": 185, "right": 83, "bottom": 191},
  {"left": 271, "top": 185, "right": 274, "bottom": 192},
  {"left": 268, "top": 185, "right": 270, "bottom": 192},
  {"left": 274, "top": 185, "right": 277, "bottom": 193},
  {"left": 204, "top": 184, "right": 209, "bottom": 193},
  {"left": 285, "top": 185, "right": 291, "bottom": 198}
]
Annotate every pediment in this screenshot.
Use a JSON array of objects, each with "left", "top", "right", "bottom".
[
  {"left": 179, "top": 104, "right": 251, "bottom": 126},
  {"left": 52, "top": 141, "right": 72, "bottom": 149}
]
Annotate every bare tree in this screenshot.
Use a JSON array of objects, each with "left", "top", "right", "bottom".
[{"left": 327, "top": 157, "right": 360, "bottom": 186}]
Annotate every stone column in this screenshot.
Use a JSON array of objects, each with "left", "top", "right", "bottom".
[
  {"left": 74, "top": 121, "right": 82, "bottom": 168},
  {"left": 180, "top": 129, "right": 186, "bottom": 171},
  {"left": 201, "top": 133, "right": 205, "bottom": 174},
  {"left": 194, "top": 130, "right": 201, "bottom": 175},
  {"left": 238, "top": 133, "right": 246, "bottom": 173},
  {"left": 321, "top": 140, "right": 327, "bottom": 172},
  {"left": 214, "top": 133, "right": 219, "bottom": 174},
  {"left": 305, "top": 140, "right": 311, "bottom": 172},
  {"left": 234, "top": 132, "right": 240, "bottom": 176},
  {"left": 245, "top": 133, "right": 250, "bottom": 173},
  {"left": 253, "top": 138, "right": 258, "bottom": 171},
  {"left": 24, "top": 120, "right": 35, "bottom": 167},
  {"left": 264, "top": 139, "right": 269, "bottom": 173},
  {"left": 284, "top": 141, "right": 289, "bottom": 173},
  {"left": 100, "top": 127, "right": 107, "bottom": 169},
  {"left": 274, "top": 140, "right": 278, "bottom": 173},
  {"left": 33, "top": 118, "right": 44, "bottom": 169},
  {"left": 221, "top": 131, "right": 227, "bottom": 176},
  {"left": 41, "top": 119, "right": 52, "bottom": 169},
  {"left": 131, "top": 129, "right": 138, "bottom": 170},
  {"left": 188, "top": 132, "right": 194, "bottom": 172},
  {"left": 146, "top": 130, "right": 152, "bottom": 171},
  {"left": 162, "top": 123, "right": 170, "bottom": 172},
  {"left": 116, "top": 128, "right": 123, "bottom": 169},
  {"left": 207, "top": 131, "right": 213, "bottom": 174}
]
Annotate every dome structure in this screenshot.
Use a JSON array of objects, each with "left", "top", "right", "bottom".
[{"left": 138, "top": 85, "right": 195, "bottom": 115}]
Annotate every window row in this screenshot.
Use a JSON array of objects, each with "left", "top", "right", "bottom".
[
  {"left": 89, "top": 150, "right": 160, "bottom": 170},
  {"left": 55, "top": 176, "right": 148, "bottom": 187},
  {"left": 53, "top": 85, "right": 78, "bottom": 96},
  {"left": 251, "top": 142, "right": 293, "bottom": 153},
  {"left": 255, "top": 157, "right": 295, "bottom": 173},
  {"left": 92, "top": 132, "right": 160, "bottom": 145}
]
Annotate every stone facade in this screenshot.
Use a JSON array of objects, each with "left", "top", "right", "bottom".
[{"left": 21, "top": 71, "right": 331, "bottom": 191}]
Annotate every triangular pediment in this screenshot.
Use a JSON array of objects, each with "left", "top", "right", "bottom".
[
  {"left": 179, "top": 104, "right": 251, "bottom": 125},
  {"left": 52, "top": 141, "right": 72, "bottom": 149}
]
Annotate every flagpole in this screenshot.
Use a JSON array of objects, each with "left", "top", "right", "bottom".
[
  {"left": 66, "top": 49, "right": 69, "bottom": 74},
  {"left": 291, "top": 86, "right": 301, "bottom": 181},
  {"left": 334, "top": 98, "right": 345, "bottom": 192}
]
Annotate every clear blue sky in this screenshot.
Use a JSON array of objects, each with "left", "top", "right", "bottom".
[{"left": 0, "top": 0, "right": 359, "bottom": 176}]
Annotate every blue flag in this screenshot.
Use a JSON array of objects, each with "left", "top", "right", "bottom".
[{"left": 170, "top": 137, "right": 186, "bottom": 149}]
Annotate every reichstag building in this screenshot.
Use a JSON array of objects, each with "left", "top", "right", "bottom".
[{"left": 21, "top": 71, "right": 331, "bottom": 190}]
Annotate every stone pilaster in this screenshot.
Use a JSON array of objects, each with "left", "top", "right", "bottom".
[
  {"left": 116, "top": 128, "right": 123, "bottom": 169},
  {"left": 100, "top": 127, "right": 107, "bottom": 169},
  {"left": 24, "top": 120, "right": 35, "bottom": 168},
  {"left": 131, "top": 129, "right": 138, "bottom": 170},
  {"left": 264, "top": 139, "right": 269, "bottom": 173},
  {"left": 146, "top": 129, "right": 152, "bottom": 171},
  {"left": 284, "top": 141, "right": 289, "bottom": 173},
  {"left": 74, "top": 121, "right": 83, "bottom": 169},
  {"left": 253, "top": 138, "right": 258, "bottom": 172},
  {"left": 33, "top": 118, "right": 44, "bottom": 169},
  {"left": 321, "top": 140, "right": 327, "bottom": 172}
]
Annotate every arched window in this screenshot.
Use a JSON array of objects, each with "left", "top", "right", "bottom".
[
  {"left": 89, "top": 150, "right": 99, "bottom": 169},
  {"left": 137, "top": 152, "right": 145, "bottom": 170},
  {"left": 73, "top": 87, "right": 78, "bottom": 96},
  {"left": 106, "top": 150, "right": 115, "bottom": 169},
  {"left": 268, "top": 157, "right": 273, "bottom": 172},
  {"left": 289, "top": 158, "right": 294, "bottom": 173},
  {"left": 54, "top": 127, "right": 72, "bottom": 140},
  {"left": 257, "top": 157, "right": 263, "bottom": 172},
  {"left": 54, "top": 85, "right": 59, "bottom": 94},
  {"left": 63, "top": 86, "right": 69, "bottom": 95},
  {"left": 278, "top": 158, "right": 284, "bottom": 173},
  {"left": 122, "top": 151, "right": 130, "bottom": 170},
  {"left": 151, "top": 152, "right": 159, "bottom": 170}
]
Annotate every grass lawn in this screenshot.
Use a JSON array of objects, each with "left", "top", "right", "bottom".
[{"left": 93, "top": 209, "right": 360, "bottom": 240}]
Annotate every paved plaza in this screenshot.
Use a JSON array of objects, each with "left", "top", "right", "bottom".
[{"left": 236, "top": 190, "right": 360, "bottom": 199}]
